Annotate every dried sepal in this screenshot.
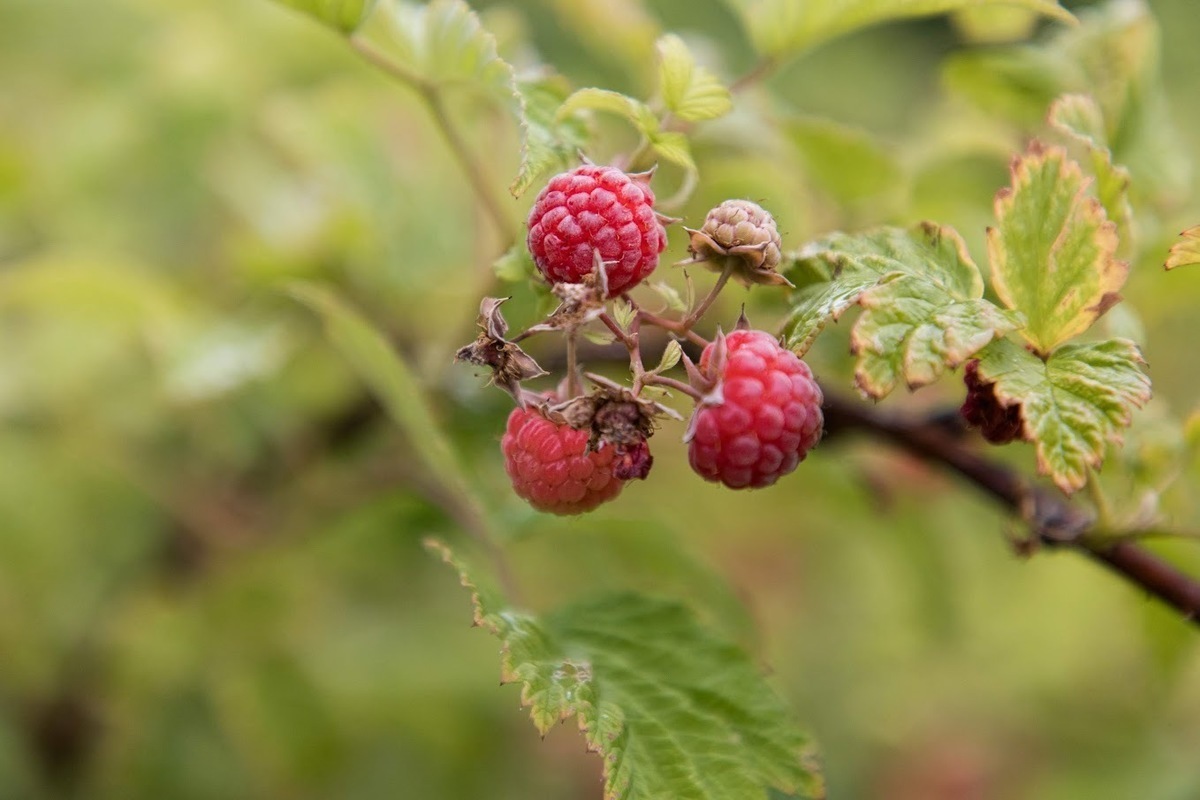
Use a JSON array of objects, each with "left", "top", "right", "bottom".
[
  {"left": 455, "top": 297, "right": 548, "bottom": 406},
  {"left": 525, "top": 251, "right": 610, "bottom": 335}
]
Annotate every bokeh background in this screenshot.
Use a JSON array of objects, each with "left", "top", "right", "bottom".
[{"left": 2, "top": 0, "right": 1200, "bottom": 797}]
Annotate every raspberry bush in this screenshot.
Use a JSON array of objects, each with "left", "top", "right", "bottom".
[{"left": 14, "top": 0, "right": 1200, "bottom": 797}]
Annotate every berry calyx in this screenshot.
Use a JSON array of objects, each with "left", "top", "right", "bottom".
[
  {"left": 961, "top": 360, "right": 1024, "bottom": 444},
  {"left": 502, "top": 400, "right": 625, "bottom": 515},
  {"left": 685, "top": 329, "right": 824, "bottom": 489},
  {"left": 526, "top": 164, "right": 668, "bottom": 297}
]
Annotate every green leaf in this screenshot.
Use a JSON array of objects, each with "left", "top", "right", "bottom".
[
  {"left": 649, "top": 281, "right": 687, "bottom": 313},
  {"left": 509, "top": 76, "right": 590, "bottom": 198},
  {"left": 272, "top": 0, "right": 376, "bottom": 33},
  {"left": 941, "top": 46, "right": 1078, "bottom": 129},
  {"left": 784, "top": 224, "right": 1022, "bottom": 397},
  {"left": 493, "top": 243, "right": 536, "bottom": 283},
  {"left": 723, "top": 0, "right": 1073, "bottom": 61},
  {"left": 785, "top": 116, "right": 901, "bottom": 204},
  {"left": 427, "top": 540, "right": 825, "bottom": 800},
  {"left": 1048, "top": 94, "right": 1133, "bottom": 250},
  {"left": 977, "top": 337, "right": 1150, "bottom": 493},
  {"left": 288, "top": 283, "right": 480, "bottom": 514},
  {"left": 557, "top": 88, "right": 658, "bottom": 139},
  {"left": 656, "top": 35, "right": 733, "bottom": 123},
  {"left": 648, "top": 130, "right": 696, "bottom": 172},
  {"left": 355, "top": 0, "right": 512, "bottom": 94},
  {"left": 988, "top": 142, "right": 1127, "bottom": 355},
  {"left": 653, "top": 340, "right": 683, "bottom": 375},
  {"left": 1164, "top": 225, "right": 1200, "bottom": 271}
]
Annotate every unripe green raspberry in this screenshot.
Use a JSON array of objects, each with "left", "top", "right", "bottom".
[{"left": 683, "top": 200, "right": 791, "bottom": 287}]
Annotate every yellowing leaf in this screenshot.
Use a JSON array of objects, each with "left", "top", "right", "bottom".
[
  {"left": 427, "top": 540, "right": 825, "bottom": 800},
  {"left": 1048, "top": 94, "right": 1133, "bottom": 251},
  {"left": 786, "top": 224, "right": 1022, "bottom": 397},
  {"left": 656, "top": 35, "right": 733, "bottom": 123},
  {"left": 988, "top": 142, "right": 1127, "bottom": 355},
  {"left": 1165, "top": 225, "right": 1200, "bottom": 270},
  {"left": 977, "top": 337, "right": 1150, "bottom": 493},
  {"left": 723, "top": 0, "right": 1073, "bottom": 60}
]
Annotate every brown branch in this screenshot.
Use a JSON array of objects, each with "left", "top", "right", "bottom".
[{"left": 822, "top": 392, "right": 1200, "bottom": 626}]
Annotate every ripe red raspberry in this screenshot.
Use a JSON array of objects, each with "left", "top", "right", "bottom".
[
  {"left": 687, "top": 330, "right": 824, "bottom": 489},
  {"left": 502, "top": 402, "right": 624, "bottom": 515},
  {"left": 526, "top": 165, "right": 667, "bottom": 297},
  {"left": 961, "top": 360, "right": 1024, "bottom": 444}
]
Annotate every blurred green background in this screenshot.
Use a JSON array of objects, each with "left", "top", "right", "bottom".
[{"left": 2, "top": 0, "right": 1200, "bottom": 797}]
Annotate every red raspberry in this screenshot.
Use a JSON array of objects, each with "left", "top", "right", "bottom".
[
  {"left": 526, "top": 165, "right": 667, "bottom": 297},
  {"left": 687, "top": 330, "right": 823, "bottom": 489},
  {"left": 502, "top": 402, "right": 624, "bottom": 515},
  {"left": 961, "top": 360, "right": 1024, "bottom": 444}
]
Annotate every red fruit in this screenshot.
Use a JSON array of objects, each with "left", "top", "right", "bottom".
[
  {"left": 687, "top": 330, "right": 824, "bottom": 489},
  {"left": 526, "top": 165, "right": 667, "bottom": 297},
  {"left": 502, "top": 403, "right": 624, "bottom": 515},
  {"left": 961, "top": 360, "right": 1024, "bottom": 444}
]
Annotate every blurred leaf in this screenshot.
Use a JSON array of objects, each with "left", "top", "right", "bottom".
[
  {"left": 557, "top": 88, "right": 658, "bottom": 138},
  {"left": 988, "top": 143, "right": 1126, "bottom": 354},
  {"left": 547, "top": 0, "right": 660, "bottom": 77},
  {"left": 1048, "top": 94, "right": 1133, "bottom": 250},
  {"left": 272, "top": 0, "right": 377, "bottom": 33},
  {"left": 163, "top": 321, "right": 292, "bottom": 402},
  {"left": 950, "top": 5, "right": 1039, "bottom": 43},
  {"left": 509, "top": 76, "right": 589, "bottom": 198},
  {"left": 355, "top": 0, "right": 512, "bottom": 95},
  {"left": 649, "top": 130, "right": 696, "bottom": 172},
  {"left": 785, "top": 224, "right": 1021, "bottom": 396},
  {"left": 288, "top": 282, "right": 477, "bottom": 507},
  {"left": 977, "top": 337, "right": 1150, "bottom": 493},
  {"left": 493, "top": 243, "right": 536, "bottom": 282},
  {"left": 656, "top": 34, "right": 733, "bottom": 123},
  {"left": 650, "top": 281, "right": 686, "bottom": 313},
  {"left": 942, "top": 46, "right": 1078, "bottom": 128},
  {"left": 723, "top": 0, "right": 1072, "bottom": 61},
  {"left": 1164, "top": 225, "right": 1200, "bottom": 270},
  {"left": 785, "top": 116, "right": 901, "bottom": 204},
  {"left": 428, "top": 540, "right": 825, "bottom": 800}
]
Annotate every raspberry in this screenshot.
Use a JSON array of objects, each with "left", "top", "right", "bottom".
[
  {"left": 961, "top": 360, "right": 1024, "bottom": 444},
  {"left": 687, "top": 330, "right": 824, "bottom": 489},
  {"left": 502, "top": 402, "right": 624, "bottom": 515},
  {"left": 526, "top": 165, "right": 667, "bottom": 297}
]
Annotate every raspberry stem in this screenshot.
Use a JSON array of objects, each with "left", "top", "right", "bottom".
[{"left": 565, "top": 329, "right": 582, "bottom": 398}]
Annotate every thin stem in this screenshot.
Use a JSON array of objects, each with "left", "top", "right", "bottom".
[
  {"left": 565, "top": 329, "right": 581, "bottom": 397},
  {"left": 822, "top": 393, "right": 1200, "bottom": 626},
  {"left": 598, "top": 311, "right": 636, "bottom": 349},
  {"left": 643, "top": 373, "right": 704, "bottom": 401},
  {"left": 349, "top": 37, "right": 515, "bottom": 245},
  {"left": 729, "top": 57, "right": 777, "bottom": 94},
  {"left": 684, "top": 261, "right": 734, "bottom": 328}
]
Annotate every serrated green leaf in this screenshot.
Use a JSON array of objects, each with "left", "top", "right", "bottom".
[
  {"left": 656, "top": 34, "right": 733, "bottom": 123},
  {"left": 723, "top": 0, "right": 1073, "bottom": 60},
  {"left": 509, "top": 76, "right": 590, "bottom": 198},
  {"left": 785, "top": 224, "right": 1022, "bottom": 396},
  {"left": 988, "top": 143, "right": 1126, "bottom": 354},
  {"left": 272, "top": 0, "right": 376, "bottom": 33},
  {"left": 493, "top": 244, "right": 535, "bottom": 282},
  {"left": 1048, "top": 94, "right": 1132, "bottom": 250},
  {"left": 427, "top": 540, "right": 825, "bottom": 800},
  {"left": 977, "top": 337, "right": 1150, "bottom": 493},
  {"left": 653, "top": 340, "right": 683, "bottom": 375},
  {"left": 557, "top": 88, "right": 658, "bottom": 138},
  {"left": 613, "top": 299, "right": 636, "bottom": 330},
  {"left": 1164, "top": 226, "right": 1200, "bottom": 270},
  {"left": 355, "top": 0, "right": 512, "bottom": 94},
  {"left": 583, "top": 329, "right": 617, "bottom": 346},
  {"left": 786, "top": 116, "right": 901, "bottom": 204},
  {"left": 288, "top": 283, "right": 479, "bottom": 513}
]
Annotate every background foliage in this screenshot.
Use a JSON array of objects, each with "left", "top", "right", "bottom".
[{"left": 2, "top": 0, "right": 1200, "bottom": 797}]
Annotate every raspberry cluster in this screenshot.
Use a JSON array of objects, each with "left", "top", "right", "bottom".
[
  {"left": 526, "top": 165, "right": 667, "bottom": 297},
  {"left": 459, "top": 166, "right": 823, "bottom": 516},
  {"left": 687, "top": 330, "right": 824, "bottom": 489}
]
